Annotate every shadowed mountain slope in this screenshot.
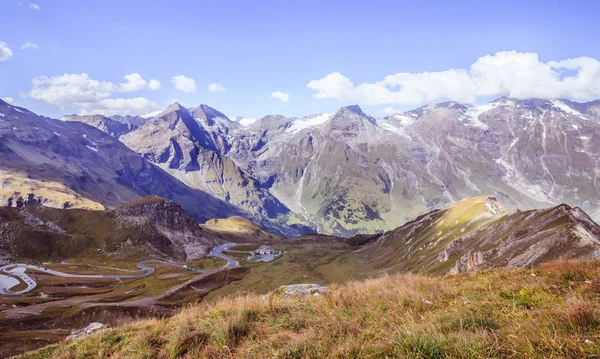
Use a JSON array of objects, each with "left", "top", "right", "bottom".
[{"left": 0, "top": 99, "right": 245, "bottom": 225}]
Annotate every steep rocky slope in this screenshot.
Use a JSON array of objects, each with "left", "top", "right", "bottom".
[
  {"left": 0, "top": 196, "right": 220, "bottom": 263},
  {"left": 59, "top": 114, "right": 138, "bottom": 138},
  {"left": 214, "top": 98, "right": 600, "bottom": 236},
  {"left": 0, "top": 99, "right": 243, "bottom": 224},
  {"left": 11, "top": 97, "right": 600, "bottom": 238},
  {"left": 357, "top": 196, "right": 600, "bottom": 274},
  {"left": 120, "top": 103, "right": 312, "bottom": 236}
]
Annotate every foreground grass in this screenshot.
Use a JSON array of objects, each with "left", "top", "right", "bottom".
[{"left": 17, "top": 260, "right": 600, "bottom": 358}]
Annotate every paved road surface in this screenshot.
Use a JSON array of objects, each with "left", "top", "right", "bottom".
[
  {"left": 0, "top": 243, "right": 240, "bottom": 296},
  {"left": 209, "top": 243, "right": 240, "bottom": 269}
]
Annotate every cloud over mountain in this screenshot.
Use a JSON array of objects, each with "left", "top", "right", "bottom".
[
  {"left": 307, "top": 51, "right": 600, "bottom": 106},
  {"left": 208, "top": 82, "right": 225, "bottom": 92},
  {"left": 171, "top": 75, "right": 196, "bottom": 93},
  {"left": 24, "top": 72, "right": 161, "bottom": 115},
  {"left": 271, "top": 91, "right": 289, "bottom": 102},
  {"left": 119, "top": 73, "right": 161, "bottom": 92}
]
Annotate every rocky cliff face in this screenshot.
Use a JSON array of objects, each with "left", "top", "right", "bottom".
[{"left": 120, "top": 103, "right": 313, "bottom": 236}]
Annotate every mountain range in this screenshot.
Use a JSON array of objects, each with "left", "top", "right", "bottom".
[
  {"left": 2, "top": 100, "right": 600, "bottom": 357},
  {"left": 12, "top": 96, "right": 596, "bottom": 237}
]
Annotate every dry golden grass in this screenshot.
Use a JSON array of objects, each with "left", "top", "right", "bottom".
[
  {"left": 0, "top": 170, "right": 104, "bottom": 210},
  {"left": 16, "top": 260, "right": 600, "bottom": 359},
  {"left": 201, "top": 216, "right": 271, "bottom": 237}
]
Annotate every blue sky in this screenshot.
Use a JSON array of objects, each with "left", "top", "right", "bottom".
[{"left": 1, "top": 0, "right": 600, "bottom": 119}]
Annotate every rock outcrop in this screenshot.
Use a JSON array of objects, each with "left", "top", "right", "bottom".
[
  {"left": 272, "top": 284, "right": 327, "bottom": 297},
  {"left": 66, "top": 322, "right": 109, "bottom": 341}
]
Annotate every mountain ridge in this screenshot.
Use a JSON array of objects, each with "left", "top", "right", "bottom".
[{"left": 7, "top": 96, "right": 600, "bottom": 237}]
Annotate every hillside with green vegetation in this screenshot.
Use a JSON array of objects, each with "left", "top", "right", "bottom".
[{"left": 17, "top": 260, "right": 600, "bottom": 359}]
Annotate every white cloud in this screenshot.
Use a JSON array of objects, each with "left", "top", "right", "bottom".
[
  {"left": 28, "top": 3, "right": 40, "bottom": 10},
  {"left": 381, "top": 106, "right": 401, "bottom": 116},
  {"left": 148, "top": 79, "right": 161, "bottom": 90},
  {"left": 0, "top": 42, "right": 13, "bottom": 61},
  {"left": 24, "top": 73, "right": 161, "bottom": 116},
  {"left": 1, "top": 97, "right": 15, "bottom": 104},
  {"left": 76, "top": 97, "right": 158, "bottom": 116},
  {"left": 119, "top": 73, "right": 161, "bottom": 92},
  {"left": 171, "top": 75, "right": 196, "bottom": 93},
  {"left": 307, "top": 51, "right": 600, "bottom": 106},
  {"left": 208, "top": 82, "right": 225, "bottom": 93},
  {"left": 20, "top": 41, "right": 39, "bottom": 50},
  {"left": 271, "top": 91, "right": 290, "bottom": 102}
]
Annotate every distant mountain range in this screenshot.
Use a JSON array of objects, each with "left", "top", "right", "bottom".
[{"left": 2, "top": 96, "right": 600, "bottom": 237}]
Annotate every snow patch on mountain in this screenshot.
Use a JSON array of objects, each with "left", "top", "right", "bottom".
[
  {"left": 379, "top": 122, "right": 410, "bottom": 139},
  {"left": 462, "top": 103, "right": 495, "bottom": 129},
  {"left": 140, "top": 110, "right": 161, "bottom": 119},
  {"left": 235, "top": 117, "right": 258, "bottom": 127},
  {"left": 388, "top": 114, "right": 415, "bottom": 127},
  {"left": 286, "top": 113, "right": 333, "bottom": 133},
  {"left": 550, "top": 100, "right": 588, "bottom": 120}
]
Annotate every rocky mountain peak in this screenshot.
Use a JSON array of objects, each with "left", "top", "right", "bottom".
[
  {"left": 136, "top": 102, "right": 219, "bottom": 152},
  {"left": 0, "top": 100, "right": 35, "bottom": 116},
  {"left": 341, "top": 104, "right": 366, "bottom": 115},
  {"left": 164, "top": 101, "right": 188, "bottom": 114},
  {"left": 249, "top": 114, "right": 292, "bottom": 132},
  {"left": 199, "top": 104, "right": 230, "bottom": 119},
  {"left": 329, "top": 104, "right": 377, "bottom": 128},
  {"left": 433, "top": 101, "right": 470, "bottom": 111},
  {"left": 190, "top": 104, "right": 233, "bottom": 127}
]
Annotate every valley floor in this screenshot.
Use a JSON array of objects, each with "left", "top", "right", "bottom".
[
  {"left": 16, "top": 260, "right": 600, "bottom": 359},
  {"left": 0, "top": 243, "right": 282, "bottom": 358}
]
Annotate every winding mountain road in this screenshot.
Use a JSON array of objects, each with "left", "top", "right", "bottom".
[{"left": 0, "top": 243, "right": 240, "bottom": 296}]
